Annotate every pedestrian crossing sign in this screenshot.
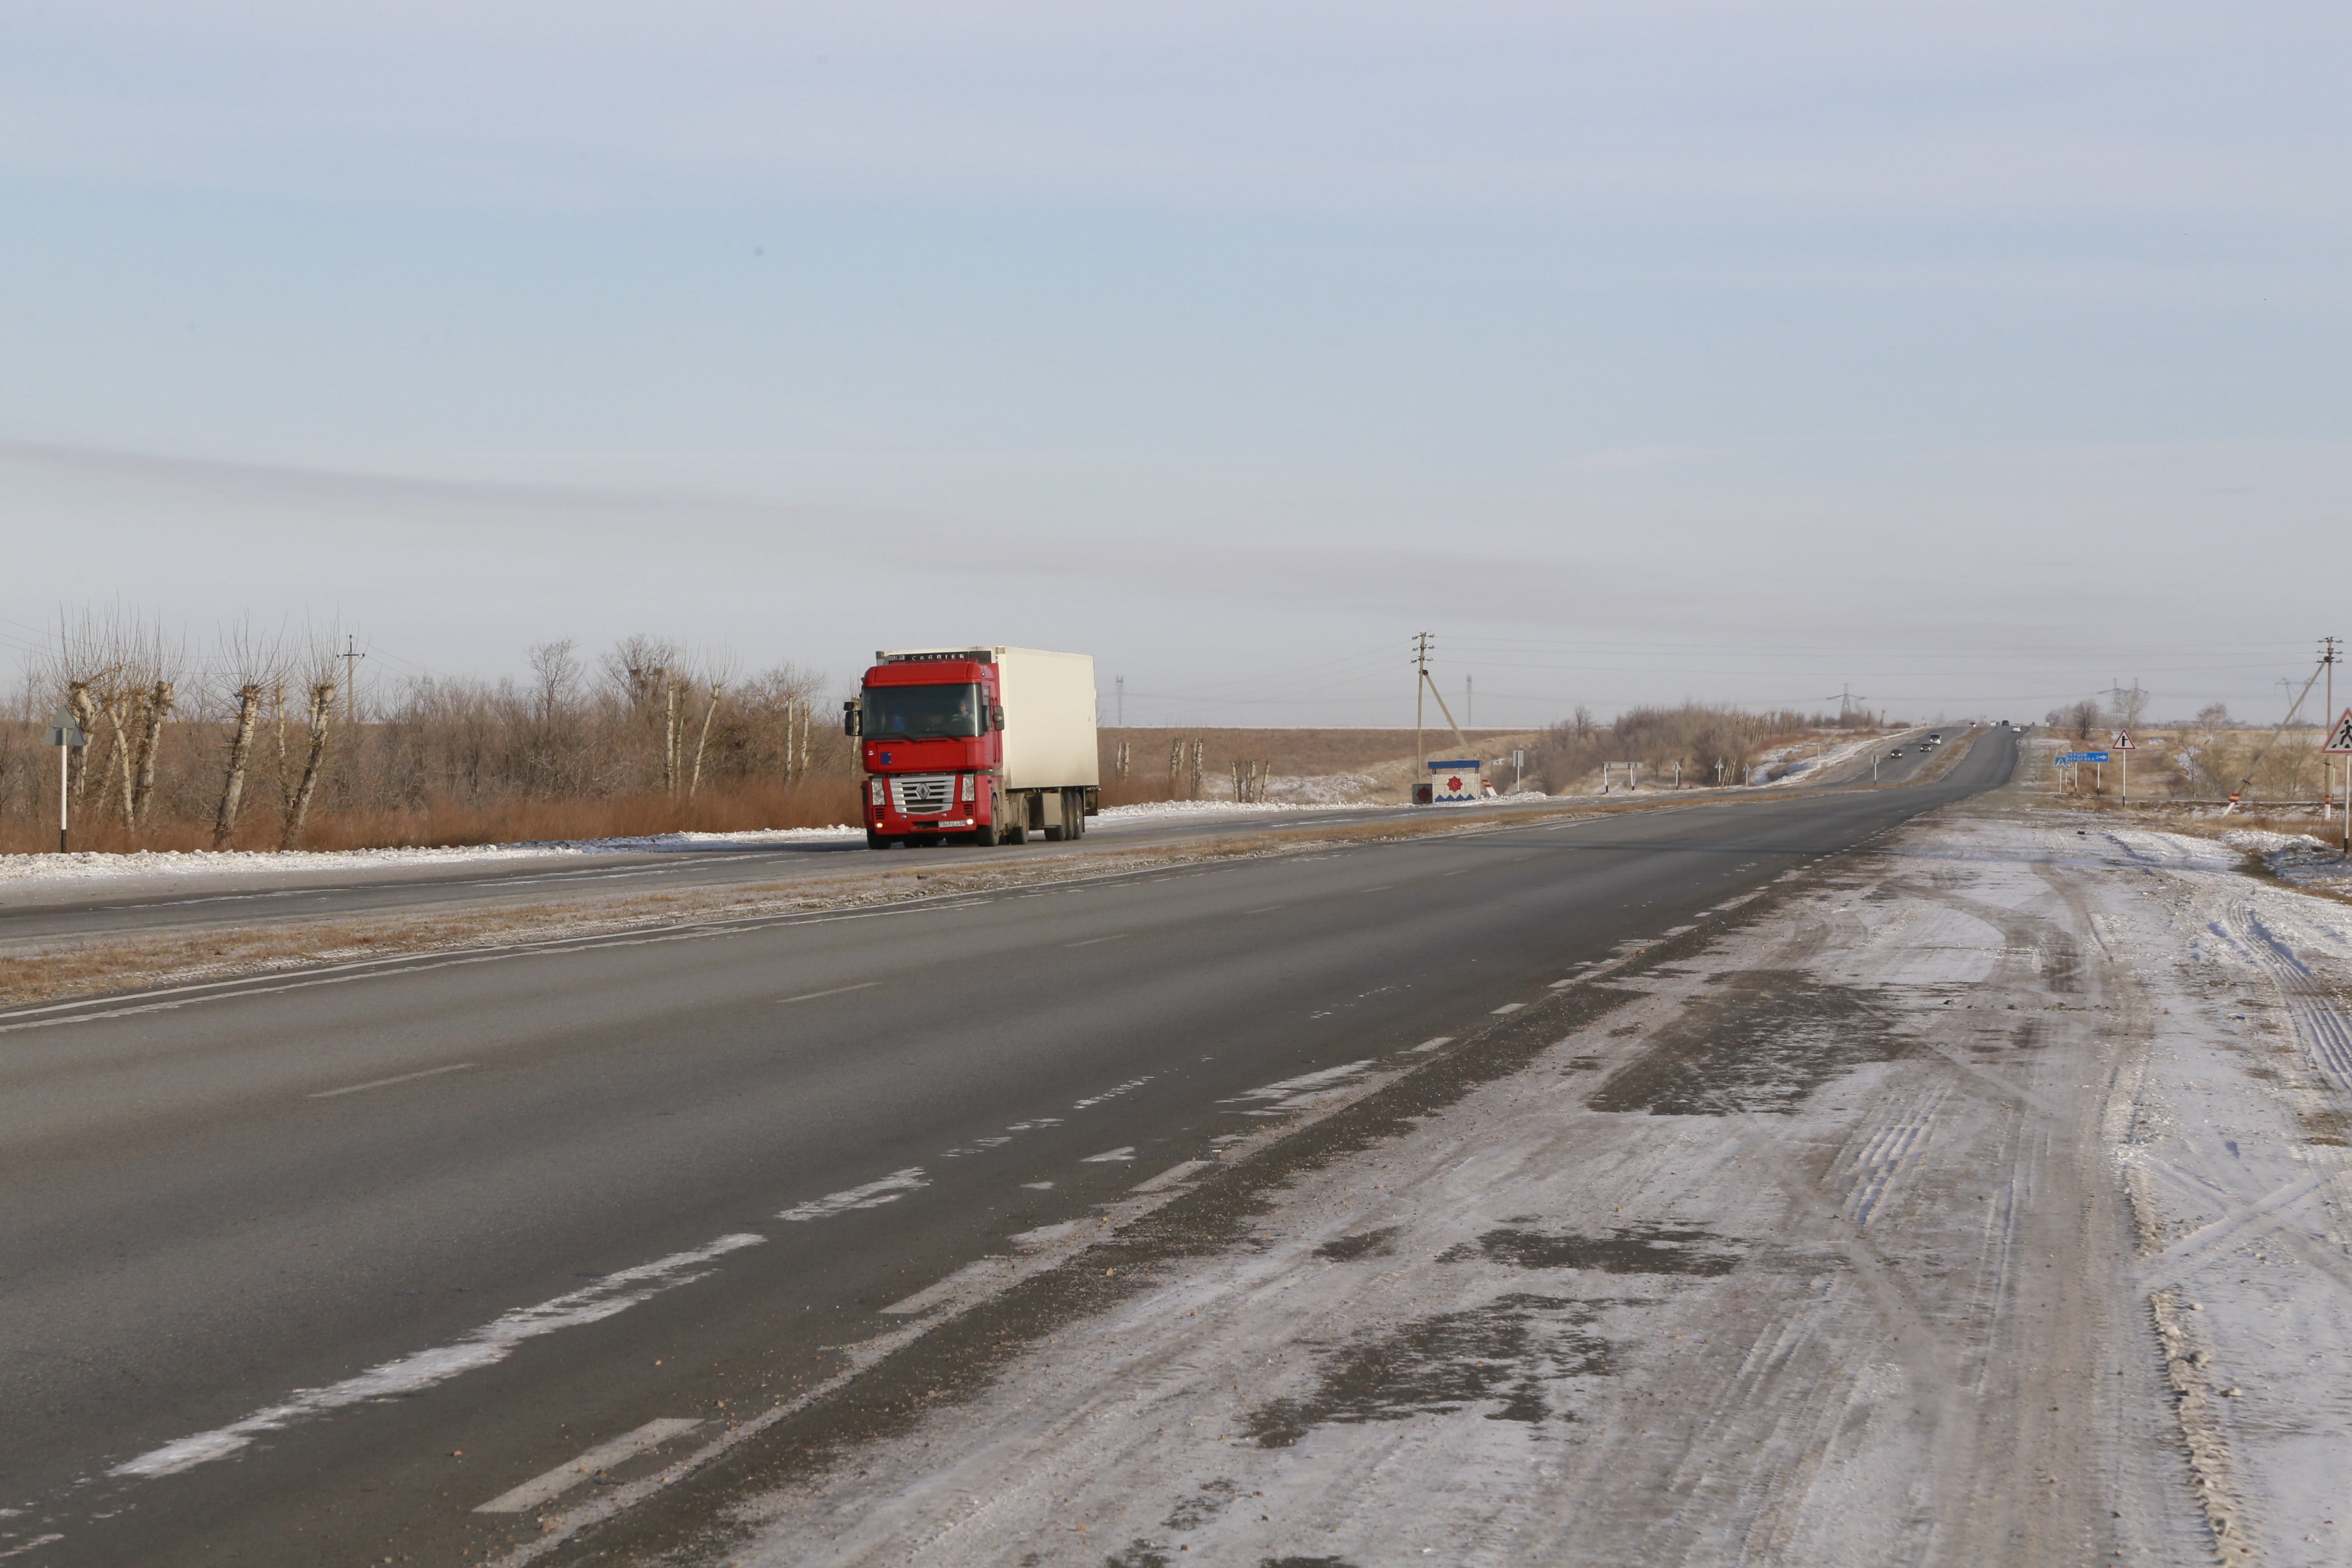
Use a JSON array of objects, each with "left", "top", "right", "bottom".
[{"left": 2326, "top": 708, "right": 2352, "bottom": 754}]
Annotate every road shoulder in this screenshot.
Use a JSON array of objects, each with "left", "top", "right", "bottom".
[{"left": 495, "top": 774, "right": 2352, "bottom": 1568}]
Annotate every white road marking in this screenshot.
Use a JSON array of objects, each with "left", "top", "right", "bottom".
[
  {"left": 474, "top": 1419, "right": 703, "bottom": 1514},
  {"left": 110, "top": 1233, "right": 762, "bottom": 1478},
  {"left": 1220, "top": 1059, "right": 1381, "bottom": 1110},
  {"left": 1081, "top": 1147, "right": 1137, "bottom": 1162},
  {"left": 1491, "top": 1003, "right": 1526, "bottom": 1014},
  {"left": 1409, "top": 1037, "right": 1455, "bottom": 1053},
  {"left": 1357, "top": 885, "right": 1394, "bottom": 893},
  {"left": 308, "top": 1063, "right": 476, "bottom": 1099},
  {"left": 1065, "top": 934, "right": 1128, "bottom": 947},
  {"left": 1131, "top": 1159, "right": 1211, "bottom": 1192},
  {"left": 776, "top": 981, "right": 879, "bottom": 1004},
  {"left": 0, "top": 1536, "right": 65, "bottom": 1560},
  {"left": 1021, "top": 1181, "right": 1055, "bottom": 1190},
  {"left": 1244, "top": 906, "right": 1284, "bottom": 914},
  {"left": 776, "top": 1168, "right": 928, "bottom": 1222},
  {"left": 1548, "top": 977, "right": 1578, "bottom": 988},
  {"left": 1072, "top": 1076, "right": 1153, "bottom": 1110}
]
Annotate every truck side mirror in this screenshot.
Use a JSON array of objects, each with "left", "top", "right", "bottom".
[
  {"left": 989, "top": 703, "right": 1005, "bottom": 730},
  {"left": 842, "top": 700, "right": 861, "bottom": 737}
]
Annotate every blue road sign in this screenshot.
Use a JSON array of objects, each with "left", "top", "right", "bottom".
[{"left": 2056, "top": 751, "right": 2110, "bottom": 765}]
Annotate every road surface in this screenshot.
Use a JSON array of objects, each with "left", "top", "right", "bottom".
[
  {"left": 0, "top": 729, "right": 1958, "bottom": 955},
  {"left": 0, "top": 727, "right": 2014, "bottom": 1565}
]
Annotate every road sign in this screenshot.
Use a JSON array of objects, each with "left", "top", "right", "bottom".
[
  {"left": 2326, "top": 707, "right": 2352, "bottom": 754},
  {"left": 2112, "top": 730, "right": 2134, "bottom": 751},
  {"left": 44, "top": 709, "right": 85, "bottom": 749}
]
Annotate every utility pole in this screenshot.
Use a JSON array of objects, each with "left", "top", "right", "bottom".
[
  {"left": 2324, "top": 637, "right": 2341, "bottom": 823},
  {"left": 340, "top": 635, "right": 365, "bottom": 727},
  {"left": 1115, "top": 675, "right": 1124, "bottom": 728},
  {"left": 1465, "top": 673, "right": 1473, "bottom": 729},
  {"left": 1414, "top": 632, "right": 1431, "bottom": 780}
]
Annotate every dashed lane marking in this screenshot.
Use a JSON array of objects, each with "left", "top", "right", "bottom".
[
  {"left": 1131, "top": 1159, "right": 1211, "bottom": 1193},
  {"left": 1491, "top": 1003, "right": 1526, "bottom": 1014},
  {"left": 1409, "top": 1037, "right": 1455, "bottom": 1053},
  {"left": 776, "top": 1169, "right": 928, "bottom": 1222},
  {"left": 308, "top": 1063, "right": 475, "bottom": 1099},
  {"left": 1065, "top": 934, "right": 1129, "bottom": 947},
  {"left": 1081, "top": 1147, "right": 1137, "bottom": 1163},
  {"left": 474, "top": 1419, "right": 703, "bottom": 1514},
  {"left": 109, "top": 1234, "right": 761, "bottom": 1478},
  {"left": 776, "top": 982, "right": 880, "bottom": 1004}
]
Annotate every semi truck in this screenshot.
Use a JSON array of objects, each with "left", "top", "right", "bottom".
[{"left": 843, "top": 646, "right": 1100, "bottom": 848}]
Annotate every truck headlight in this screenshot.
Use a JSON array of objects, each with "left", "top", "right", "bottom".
[
  {"left": 870, "top": 779, "right": 885, "bottom": 807},
  {"left": 961, "top": 772, "right": 975, "bottom": 802}
]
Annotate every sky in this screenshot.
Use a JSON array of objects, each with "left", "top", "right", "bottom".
[{"left": 3, "top": 1, "right": 2347, "bottom": 727}]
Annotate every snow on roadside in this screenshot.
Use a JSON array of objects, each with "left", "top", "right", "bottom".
[
  {"left": 2220, "top": 827, "right": 2352, "bottom": 891},
  {"left": 2068, "top": 819, "right": 2352, "bottom": 1562},
  {"left": 0, "top": 825, "right": 862, "bottom": 885},
  {"left": 1749, "top": 727, "right": 1895, "bottom": 786},
  {"left": 695, "top": 802, "right": 2352, "bottom": 1567}
]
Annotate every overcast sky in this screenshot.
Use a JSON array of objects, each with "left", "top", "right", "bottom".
[{"left": 4, "top": 2, "right": 2346, "bottom": 726}]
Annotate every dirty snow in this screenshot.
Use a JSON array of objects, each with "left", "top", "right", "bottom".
[
  {"left": 1749, "top": 727, "right": 1903, "bottom": 786},
  {"left": 0, "top": 825, "right": 863, "bottom": 885},
  {"left": 687, "top": 801, "right": 2352, "bottom": 1568}
]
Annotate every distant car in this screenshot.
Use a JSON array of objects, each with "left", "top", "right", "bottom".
[{"left": 1890, "top": 748, "right": 1904, "bottom": 756}]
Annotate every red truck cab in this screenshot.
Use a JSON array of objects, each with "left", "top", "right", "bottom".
[
  {"left": 846, "top": 646, "right": 1100, "bottom": 848},
  {"left": 853, "top": 655, "right": 1003, "bottom": 846}
]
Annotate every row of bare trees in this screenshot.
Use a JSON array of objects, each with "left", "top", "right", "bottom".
[
  {"left": 32, "top": 610, "right": 344, "bottom": 849},
  {"left": 1, "top": 614, "right": 850, "bottom": 852}
]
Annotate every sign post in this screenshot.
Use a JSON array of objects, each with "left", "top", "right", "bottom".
[
  {"left": 2324, "top": 709, "right": 2352, "bottom": 857},
  {"left": 45, "top": 708, "right": 87, "bottom": 852}
]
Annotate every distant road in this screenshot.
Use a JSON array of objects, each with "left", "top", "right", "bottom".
[
  {"left": 0, "top": 725, "right": 2016, "bottom": 1565},
  {"left": 0, "top": 730, "right": 1961, "bottom": 953}
]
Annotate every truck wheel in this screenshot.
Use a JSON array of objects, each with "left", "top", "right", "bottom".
[
  {"left": 1066, "top": 791, "right": 1086, "bottom": 838},
  {"left": 972, "top": 825, "right": 999, "bottom": 847},
  {"left": 1041, "top": 823, "right": 1064, "bottom": 841},
  {"left": 1005, "top": 823, "right": 1026, "bottom": 845},
  {"left": 866, "top": 830, "right": 893, "bottom": 850}
]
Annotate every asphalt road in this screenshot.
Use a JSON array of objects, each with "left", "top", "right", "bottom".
[
  {"left": 0, "top": 726, "right": 2015, "bottom": 1566},
  {"left": 0, "top": 727, "right": 1964, "bottom": 953},
  {"left": 0, "top": 798, "right": 1493, "bottom": 952}
]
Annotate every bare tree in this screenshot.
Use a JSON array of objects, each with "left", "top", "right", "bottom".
[
  {"left": 280, "top": 673, "right": 335, "bottom": 849},
  {"left": 684, "top": 655, "right": 739, "bottom": 799},
  {"left": 211, "top": 623, "right": 284, "bottom": 848},
  {"left": 130, "top": 678, "right": 175, "bottom": 827},
  {"left": 529, "top": 639, "right": 581, "bottom": 723}
]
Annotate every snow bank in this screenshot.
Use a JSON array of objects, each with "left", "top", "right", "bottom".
[
  {"left": 2221, "top": 827, "right": 2352, "bottom": 888},
  {"left": 0, "top": 825, "right": 863, "bottom": 885}
]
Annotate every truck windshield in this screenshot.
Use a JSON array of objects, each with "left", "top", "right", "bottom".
[{"left": 864, "top": 682, "right": 983, "bottom": 740}]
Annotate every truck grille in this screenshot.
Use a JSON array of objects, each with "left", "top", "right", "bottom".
[{"left": 889, "top": 775, "right": 956, "bottom": 816}]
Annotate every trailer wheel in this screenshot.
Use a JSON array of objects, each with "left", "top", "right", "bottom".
[
  {"left": 1066, "top": 790, "right": 1086, "bottom": 838},
  {"left": 1004, "top": 823, "right": 1026, "bottom": 845},
  {"left": 972, "top": 825, "right": 998, "bottom": 847}
]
